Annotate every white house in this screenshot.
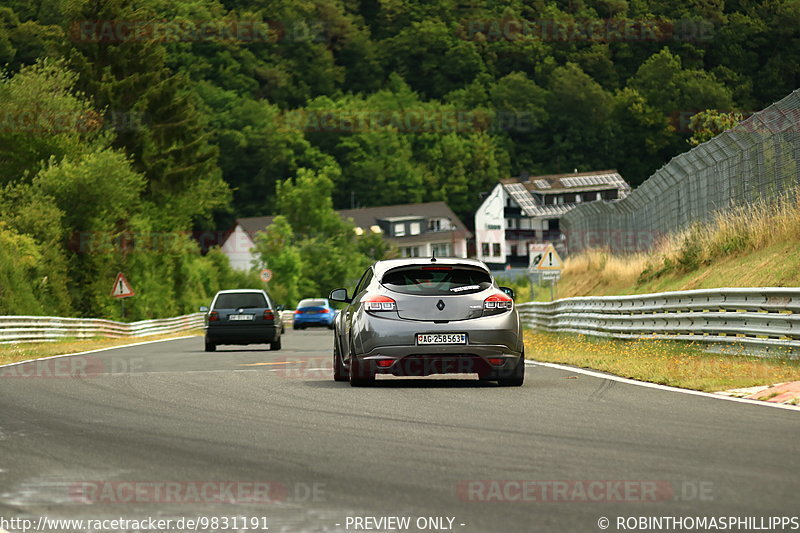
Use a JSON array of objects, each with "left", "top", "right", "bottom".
[
  {"left": 221, "top": 202, "right": 472, "bottom": 271},
  {"left": 475, "top": 170, "right": 630, "bottom": 268}
]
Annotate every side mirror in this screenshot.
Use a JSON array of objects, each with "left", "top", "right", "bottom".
[
  {"left": 199, "top": 306, "right": 209, "bottom": 312},
  {"left": 329, "top": 288, "right": 351, "bottom": 303},
  {"left": 499, "top": 286, "right": 515, "bottom": 300},
  {"left": 275, "top": 304, "right": 286, "bottom": 311}
]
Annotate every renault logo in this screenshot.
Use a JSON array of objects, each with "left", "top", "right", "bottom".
[{"left": 436, "top": 300, "right": 445, "bottom": 311}]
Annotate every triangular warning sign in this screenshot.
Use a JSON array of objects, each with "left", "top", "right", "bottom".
[
  {"left": 536, "top": 245, "right": 564, "bottom": 270},
  {"left": 110, "top": 272, "right": 135, "bottom": 298}
]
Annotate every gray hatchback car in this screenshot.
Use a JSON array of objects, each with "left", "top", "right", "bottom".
[{"left": 329, "top": 258, "right": 525, "bottom": 386}]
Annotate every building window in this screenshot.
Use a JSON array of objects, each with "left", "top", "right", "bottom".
[
  {"left": 596, "top": 192, "right": 602, "bottom": 201},
  {"left": 510, "top": 245, "right": 518, "bottom": 256},
  {"left": 428, "top": 219, "right": 440, "bottom": 231},
  {"left": 402, "top": 246, "right": 419, "bottom": 257},
  {"left": 492, "top": 243, "right": 501, "bottom": 257},
  {"left": 410, "top": 222, "right": 421, "bottom": 235},
  {"left": 431, "top": 243, "right": 450, "bottom": 257},
  {"left": 481, "top": 243, "right": 490, "bottom": 256},
  {"left": 394, "top": 223, "right": 405, "bottom": 237}
]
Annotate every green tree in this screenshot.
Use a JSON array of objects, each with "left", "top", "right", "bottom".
[
  {"left": 66, "top": 0, "right": 230, "bottom": 229},
  {"left": 688, "top": 110, "right": 743, "bottom": 146},
  {"left": 252, "top": 216, "right": 305, "bottom": 306},
  {"left": 544, "top": 63, "right": 614, "bottom": 172},
  {"left": 382, "top": 19, "right": 486, "bottom": 100},
  {"left": 0, "top": 59, "right": 105, "bottom": 184}
]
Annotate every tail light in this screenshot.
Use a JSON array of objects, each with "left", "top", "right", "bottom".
[
  {"left": 363, "top": 295, "right": 397, "bottom": 313},
  {"left": 294, "top": 310, "right": 302, "bottom": 314},
  {"left": 263, "top": 309, "right": 275, "bottom": 320},
  {"left": 483, "top": 293, "right": 513, "bottom": 316},
  {"left": 488, "top": 358, "right": 505, "bottom": 366},
  {"left": 209, "top": 311, "right": 219, "bottom": 322},
  {"left": 376, "top": 359, "right": 394, "bottom": 368}
]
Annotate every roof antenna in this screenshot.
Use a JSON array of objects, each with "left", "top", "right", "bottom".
[{"left": 431, "top": 250, "right": 437, "bottom": 262}]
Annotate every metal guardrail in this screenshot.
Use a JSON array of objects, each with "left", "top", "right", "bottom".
[
  {"left": 0, "top": 313, "right": 205, "bottom": 344},
  {"left": 0, "top": 310, "right": 296, "bottom": 344},
  {"left": 517, "top": 287, "right": 800, "bottom": 350}
]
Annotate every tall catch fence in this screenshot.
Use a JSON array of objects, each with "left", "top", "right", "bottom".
[{"left": 562, "top": 89, "right": 800, "bottom": 254}]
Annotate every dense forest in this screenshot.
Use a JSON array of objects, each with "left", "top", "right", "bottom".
[{"left": 0, "top": 0, "right": 798, "bottom": 317}]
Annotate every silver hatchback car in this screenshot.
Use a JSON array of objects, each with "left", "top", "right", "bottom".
[{"left": 329, "top": 258, "right": 525, "bottom": 387}]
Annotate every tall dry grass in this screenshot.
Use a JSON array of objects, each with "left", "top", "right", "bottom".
[
  {"left": 642, "top": 188, "right": 800, "bottom": 280},
  {"left": 560, "top": 248, "right": 648, "bottom": 295},
  {"left": 561, "top": 188, "right": 800, "bottom": 295}
]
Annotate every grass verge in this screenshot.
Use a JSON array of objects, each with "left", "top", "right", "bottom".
[
  {"left": 0, "top": 330, "right": 203, "bottom": 366},
  {"left": 523, "top": 330, "right": 800, "bottom": 392}
]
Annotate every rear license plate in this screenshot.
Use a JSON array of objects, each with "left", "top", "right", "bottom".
[
  {"left": 229, "top": 314, "right": 254, "bottom": 321},
  {"left": 417, "top": 333, "right": 467, "bottom": 345}
]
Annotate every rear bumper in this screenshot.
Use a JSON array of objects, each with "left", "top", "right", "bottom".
[
  {"left": 350, "top": 310, "right": 523, "bottom": 377},
  {"left": 358, "top": 346, "right": 523, "bottom": 377},
  {"left": 205, "top": 325, "right": 279, "bottom": 344},
  {"left": 294, "top": 315, "right": 334, "bottom": 325}
]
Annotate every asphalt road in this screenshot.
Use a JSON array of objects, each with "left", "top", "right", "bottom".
[{"left": 0, "top": 330, "right": 798, "bottom": 533}]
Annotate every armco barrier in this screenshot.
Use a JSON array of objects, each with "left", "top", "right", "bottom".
[
  {"left": 0, "top": 313, "right": 205, "bottom": 344},
  {"left": 0, "top": 311, "right": 295, "bottom": 344},
  {"left": 517, "top": 287, "right": 800, "bottom": 351}
]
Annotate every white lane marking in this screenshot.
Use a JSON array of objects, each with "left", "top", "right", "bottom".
[
  {"left": 525, "top": 360, "right": 800, "bottom": 412},
  {"left": 0, "top": 336, "right": 197, "bottom": 371}
]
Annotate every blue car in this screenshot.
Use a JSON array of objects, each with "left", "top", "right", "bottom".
[{"left": 293, "top": 298, "right": 337, "bottom": 330}]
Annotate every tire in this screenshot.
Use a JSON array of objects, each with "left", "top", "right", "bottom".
[
  {"left": 333, "top": 337, "right": 348, "bottom": 382},
  {"left": 348, "top": 355, "right": 375, "bottom": 387},
  {"left": 497, "top": 356, "right": 525, "bottom": 387},
  {"left": 204, "top": 337, "right": 216, "bottom": 352},
  {"left": 270, "top": 337, "right": 282, "bottom": 351},
  {"left": 328, "top": 322, "right": 335, "bottom": 330},
  {"left": 293, "top": 324, "right": 300, "bottom": 330}
]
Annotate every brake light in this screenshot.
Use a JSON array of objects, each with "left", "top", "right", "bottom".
[
  {"left": 421, "top": 266, "right": 452, "bottom": 270},
  {"left": 294, "top": 310, "right": 302, "bottom": 314},
  {"left": 363, "top": 295, "right": 397, "bottom": 312},
  {"left": 483, "top": 293, "right": 513, "bottom": 315},
  {"left": 488, "top": 358, "right": 505, "bottom": 366},
  {"left": 263, "top": 309, "right": 275, "bottom": 320},
  {"left": 376, "top": 359, "right": 394, "bottom": 368},
  {"left": 209, "top": 311, "right": 219, "bottom": 322}
]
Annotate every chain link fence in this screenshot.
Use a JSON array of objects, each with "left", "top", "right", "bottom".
[{"left": 562, "top": 89, "right": 800, "bottom": 254}]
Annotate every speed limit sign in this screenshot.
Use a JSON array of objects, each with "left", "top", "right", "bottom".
[{"left": 260, "top": 269, "right": 273, "bottom": 283}]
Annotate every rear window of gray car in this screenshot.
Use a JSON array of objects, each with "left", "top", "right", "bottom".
[
  {"left": 381, "top": 267, "right": 492, "bottom": 296},
  {"left": 214, "top": 293, "right": 268, "bottom": 309},
  {"left": 297, "top": 299, "right": 328, "bottom": 308}
]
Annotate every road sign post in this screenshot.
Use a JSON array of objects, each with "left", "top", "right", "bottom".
[
  {"left": 529, "top": 244, "right": 564, "bottom": 301},
  {"left": 110, "top": 272, "right": 135, "bottom": 319}
]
